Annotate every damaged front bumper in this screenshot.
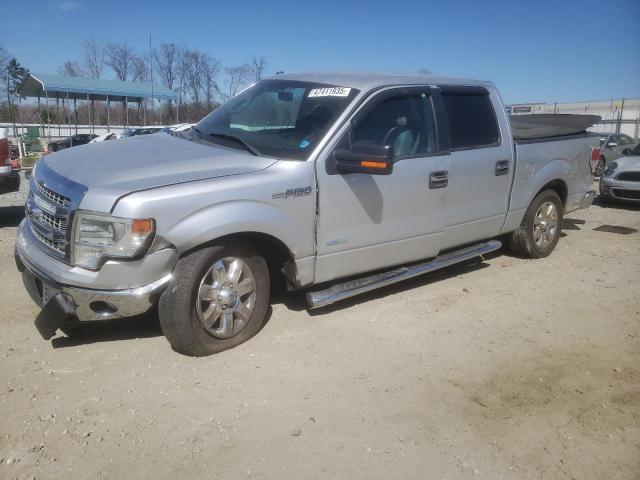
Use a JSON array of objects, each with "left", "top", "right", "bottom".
[{"left": 15, "top": 221, "right": 173, "bottom": 339}]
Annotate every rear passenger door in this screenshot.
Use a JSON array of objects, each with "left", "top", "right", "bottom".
[{"left": 436, "top": 86, "right": 513, "bottom": 249}]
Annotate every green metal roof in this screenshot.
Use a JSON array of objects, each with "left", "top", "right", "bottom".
[{"left": 19, "top": 72, "right": 177, "bottom": 101}]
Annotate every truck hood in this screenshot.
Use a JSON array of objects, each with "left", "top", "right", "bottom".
[{"left": 40, "top": 133, "right": 277, "bottom": 211}]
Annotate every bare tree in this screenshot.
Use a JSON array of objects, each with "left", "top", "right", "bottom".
[
  {"left": 105, "top": 43, "right": 135, "bottom": 81},
  {"left": 220, "top": 64, "right": 252, "bottom": 101},
  {"left": 183, "top": 49, "right": 207, "bottom": 117},
  {"left": 57, "top": 61, "right": 83, "bottom": 77},
  {"left": 83, "top": 38, "right": 104, "bottom": 79},
  {"left": 251, "top": 56, "right": 267, "bottom": 82},
  {"left": 0, "top": 47, "right": 9, "bottom": 98},
  {"left": 131, "top": 54, "right": 150, "bottom": 82},
  {"left": 202, "top": 54, "right": 221, "bottom": 112},
  {"left": 176, "top": 50, "right": 191, "bottom": 121},
  {"left": 153, "top": 43, "right": 182, "bottom": 91}
]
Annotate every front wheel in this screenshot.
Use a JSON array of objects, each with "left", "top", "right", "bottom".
[
  {"left": 509, "top": 189, "right": 563, "bottom": 259},
  {"left": 158, "top": 244, "right": 270, "bottom": 356}
]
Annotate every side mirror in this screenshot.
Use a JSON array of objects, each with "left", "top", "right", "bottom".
[{"left": 334, "top": 141, "right": 394, "bottom": 175}]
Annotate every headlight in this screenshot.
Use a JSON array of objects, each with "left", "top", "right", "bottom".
[
  {"left": 73, "top": 212, "right": 155, "bottom": 269},
  {"left": 603, "top": 161, "right": 618, "bottom": 177}
]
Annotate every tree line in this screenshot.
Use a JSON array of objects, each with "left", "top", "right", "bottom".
[
  {"left": 1, "top": 41, "right": 269, "bottom": 127},
  {"left": 56, "top": 39, "right": 267, "bottom": 124}
]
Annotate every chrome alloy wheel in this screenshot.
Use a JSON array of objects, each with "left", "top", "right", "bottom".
[
  {"left": 196, "top": 257, "right": 256, "bottom": 339},
  {"left": 533, "top": 201, "right": 559, "bottom": 249}
]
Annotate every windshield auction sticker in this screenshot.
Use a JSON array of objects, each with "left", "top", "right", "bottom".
[{"left": 308, "top": 87, "right": 351, "bottom": 97}]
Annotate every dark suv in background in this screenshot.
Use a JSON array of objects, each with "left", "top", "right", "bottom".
[{"left": 48, "top": 133, "right": 98, "bottom": 152}]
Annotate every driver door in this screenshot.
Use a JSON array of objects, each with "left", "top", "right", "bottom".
[{"left": 314, "top": 87, "right": 450, "bottom": 283}]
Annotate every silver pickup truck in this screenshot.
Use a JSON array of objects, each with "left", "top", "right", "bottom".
[{"left": 15, "top": 72, "right": 596, "bottom": 356}]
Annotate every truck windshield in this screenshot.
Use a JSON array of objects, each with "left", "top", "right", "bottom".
[{"left": 195, "top": 79, "right": 359, "bottom": 160}]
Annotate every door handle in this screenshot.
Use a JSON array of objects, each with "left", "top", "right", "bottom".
[
  {"left": 429, "top": 170, "right": 448, "bottom": 189},
  {"left": 495, "top": 160, "right": 510, "bottom": 176}
]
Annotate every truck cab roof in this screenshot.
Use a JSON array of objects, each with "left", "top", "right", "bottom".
[{"left": 271, "top": 71, "right": 495, "bottom": 92}]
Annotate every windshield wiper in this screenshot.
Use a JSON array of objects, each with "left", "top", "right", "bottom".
[{"left": 195, "top": 128, "right": 261, "bottom": 156}]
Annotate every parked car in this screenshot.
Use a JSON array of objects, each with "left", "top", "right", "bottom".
[
  {"left": 118, "top": 127, "right": 165, "bottom": 138},
  {"left": 89, "top": 133, "right": 118, "bottom": 143},
  {"left": 594, "top": 133, "right": 639, "bottom": 175},
  {"left": 0, "top": 127, "right": 20, "bottom": 195},
  {"left": 599, "top": 142, "right": 640, "bottom": 202},
  {"left": 48, "top": 134, "right": 98, "bottom": 152},
  {"left": 170, "top": 123, "right": 195, "bottom": 132},
  {"left": 15, "top": 72, "right": 596, "bottom": 356}
]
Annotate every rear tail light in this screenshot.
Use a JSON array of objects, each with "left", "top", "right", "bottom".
[
  {"left": 0, "top": 127, "right": 10, "bottom": 167},
  {"left": 591, "top": 146, "right": 601, "bottom": 161}
]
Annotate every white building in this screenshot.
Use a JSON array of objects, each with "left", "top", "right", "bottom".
[{"left": 507, "top": 98, "right": 640, "bottom": 139}]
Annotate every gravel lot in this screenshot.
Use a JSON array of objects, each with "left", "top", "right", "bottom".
[{"left": 1, "top": 174, "right": 639, "bottom": 479}]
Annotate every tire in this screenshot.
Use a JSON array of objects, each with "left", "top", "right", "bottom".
[
  {"left": 158, "top": 244, "right": 270, "bottom": 356},
  {"left": 593, "top": 156, "right": 605, "bottom": 177},
  {"left": 622, "top": 149, "right": 631, "bottom": 156},
  {"left": 509, "top": 189, "right": 563, "bottom": 259}
]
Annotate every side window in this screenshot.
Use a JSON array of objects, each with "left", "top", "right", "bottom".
[
  {"left": 351, "top": 94, "right": 437, "bottom": 159},
  {"left": 441, "top": 91, "right": 499, "bottom": 149}
]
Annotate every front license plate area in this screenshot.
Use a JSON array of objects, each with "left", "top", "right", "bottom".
[
  {"left": 34, "top": 293, "right": 76, "bottom": 340},
  {"left": 42, "top": 283, "right": 60, "bottom": 306}
]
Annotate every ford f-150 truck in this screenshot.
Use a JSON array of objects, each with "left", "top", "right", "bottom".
[{"left": 15, "top": 72, "right": 597, "bottom": 356}]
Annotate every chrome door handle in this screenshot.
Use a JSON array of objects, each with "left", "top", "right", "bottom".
[
  {"left": 495, "top": 160, "right": 510, "bottom": 176},
  {"left": 429, "top": 170, "right": 449, "bottom": 189}
]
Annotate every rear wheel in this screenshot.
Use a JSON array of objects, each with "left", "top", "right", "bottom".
[
  {"left": 158, "top": 244, "right": 270, "bottom": 356},
  {"left": 509, "top": 189, "right": 563, "bottom": 259}
]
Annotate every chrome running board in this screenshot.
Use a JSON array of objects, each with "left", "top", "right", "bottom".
[{"left": 306, "top": 240, "right": 502, "bottom": 308}]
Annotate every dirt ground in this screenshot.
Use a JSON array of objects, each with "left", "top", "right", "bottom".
[{"left": 1, "top": 175, "right": 639, "bottom": 480}]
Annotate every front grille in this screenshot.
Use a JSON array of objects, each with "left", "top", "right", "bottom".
[
  {"left": 615, "top": 171, "right": 640, "bottom": 182},
  {"left": 40, "top": 210, "right": 68, "bottom": 231},
  {"left": 35, "top": 180, "right": 69, "bottom": 206},
  {"left": 27, "top": 177, "right": 73, "bottom": 261},
  {"left": 33, "top": 228, "right": 66, "bottom": 254},
  {"left": 612, "top": 188, "right": 640, "bottom": 200}
]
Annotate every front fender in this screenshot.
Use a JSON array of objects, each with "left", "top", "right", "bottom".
[{"left": 163, "top": 200, "right": 312, "bottom": 258}]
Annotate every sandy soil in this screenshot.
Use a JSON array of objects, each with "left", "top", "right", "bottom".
[{"left": 1, "top": 175, "right": 639, "bottom": 479}]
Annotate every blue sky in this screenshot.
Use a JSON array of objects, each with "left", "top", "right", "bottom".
[{"left": 1, "top": 0, "right": 639, "bottom": 104}]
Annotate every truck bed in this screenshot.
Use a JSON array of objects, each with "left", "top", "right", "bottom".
[{"left": 510, "top": 114, "right": 601, "bottom": 143}]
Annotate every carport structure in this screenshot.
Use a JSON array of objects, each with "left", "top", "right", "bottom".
[{"left": 18, "top": 73, "right": 177, "bottom": 140}]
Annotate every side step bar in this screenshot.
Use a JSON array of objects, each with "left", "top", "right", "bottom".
[{"left": 306, "top": 240, "right": 502, "bottom": 309}]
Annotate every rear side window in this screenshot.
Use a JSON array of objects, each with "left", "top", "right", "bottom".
[{"left": 442, "top": 90, "right": 499, "bottom": 149}]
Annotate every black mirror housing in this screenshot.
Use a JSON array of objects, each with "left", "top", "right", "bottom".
[{"left": 334, "top": 141, "right": 394, "bottom": 175}]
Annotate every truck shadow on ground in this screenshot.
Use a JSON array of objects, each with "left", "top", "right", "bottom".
[
  {"left": 593, "top": 196, "right": 640, "bottom": 211},
  {"left": 0, "top": 205, "right": 25, "bottom": 227},
  {"left": 277, "top": 255, "right": 495, "bottom": 314},
  {"left": 50, "top": 307, "right": 274, "bottom": 350},
  {"left": 50, "top": 312, "right": 163, "bottom": 349}
]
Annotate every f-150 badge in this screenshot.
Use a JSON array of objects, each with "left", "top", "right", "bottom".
[{"left": 272, "top": 186, "right": 313, "bottom": 199}]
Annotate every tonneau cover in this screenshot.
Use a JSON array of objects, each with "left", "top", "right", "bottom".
[{"left": 509, "top": 114, "right": 601, "bottom": 141}]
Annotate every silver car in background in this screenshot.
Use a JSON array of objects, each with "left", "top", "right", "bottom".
[
  {"left": 594, "top": 133, "right": 639, "bottom": 175},
  {"left": 599, "top": 142, "right": 640, "bottom": 202}
]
